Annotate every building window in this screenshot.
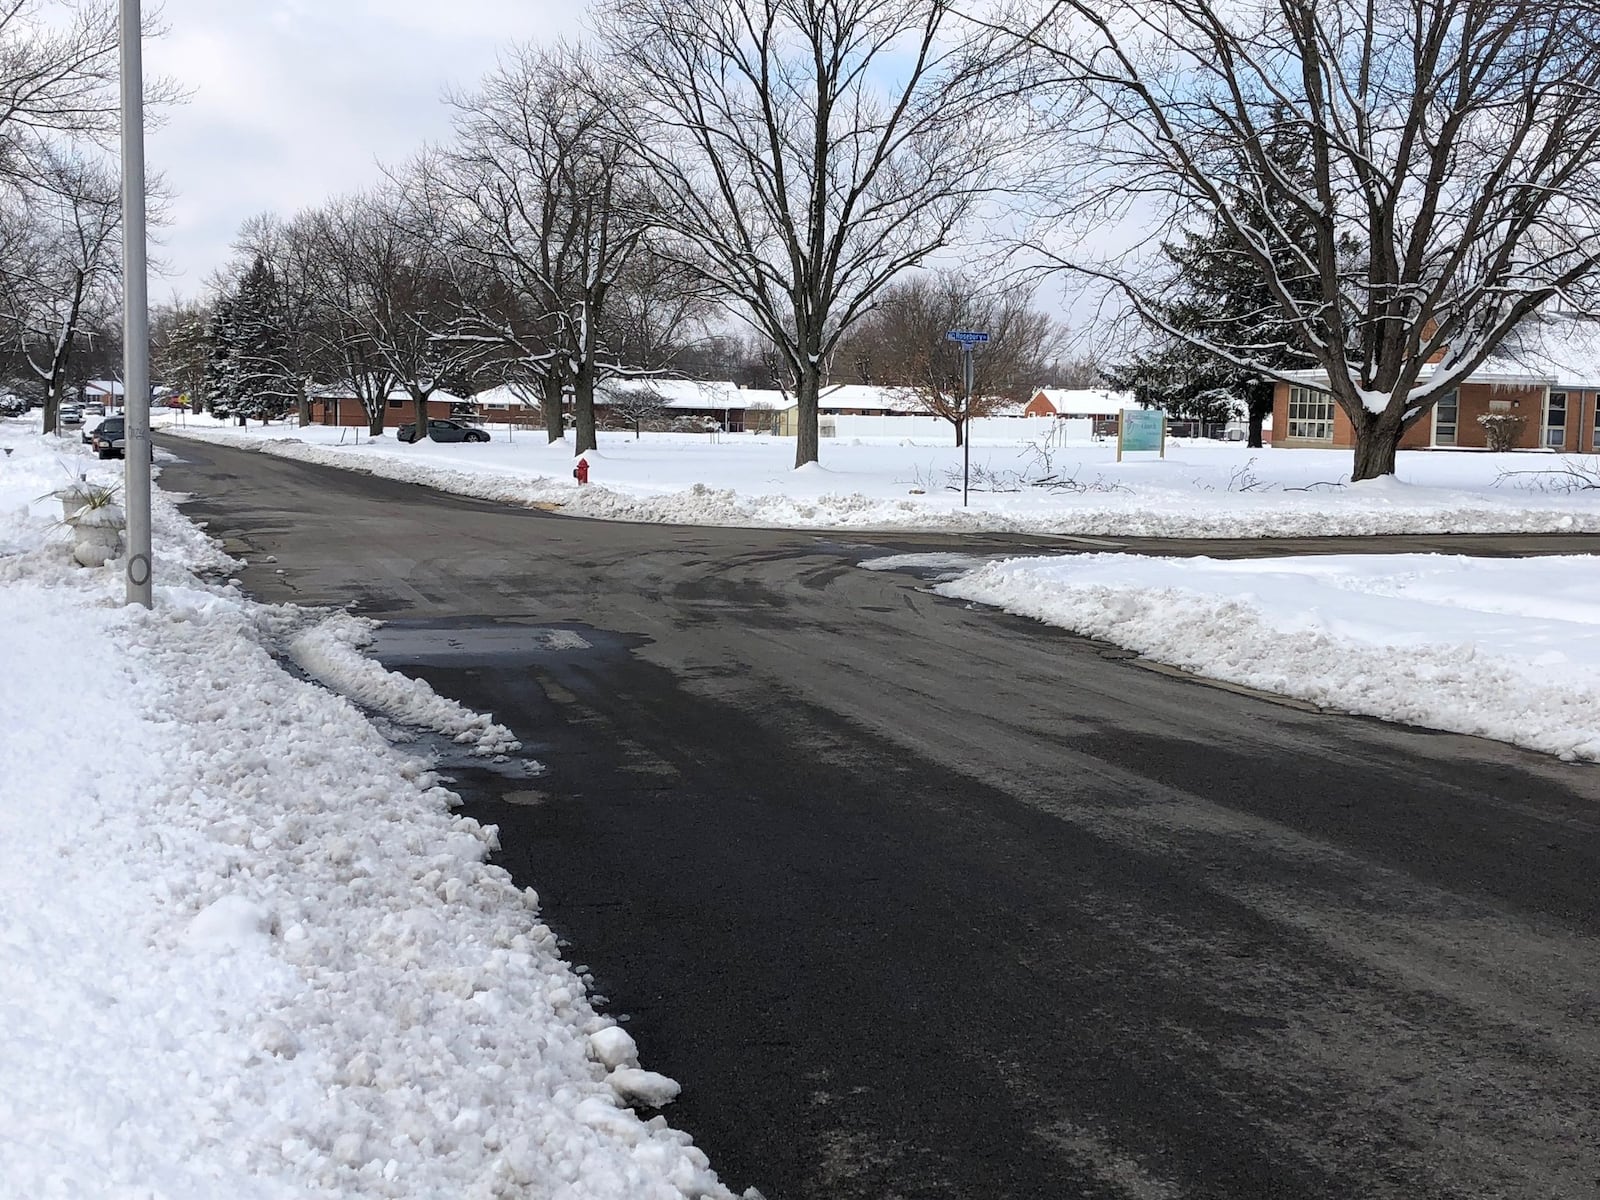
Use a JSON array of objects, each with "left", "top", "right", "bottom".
[
  {"left": 1592, "top": 393, "right": 1599, "bottom": 451},
  {"left": 1433, "top": 389, "right": 1458, "bottom": 446},
  {"left": 388, "top": 397, "right": 404, "bottom": 409},
  {"left": 1546, "top": 391, "right": 1567, "bottom": 448},
  {"left": 1287, "top": 386, "right": 1334, "bottom": 441}
]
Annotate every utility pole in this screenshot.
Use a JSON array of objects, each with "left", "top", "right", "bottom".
[{"left": 120, "top": 0, "right": 152, "bottom": 607}]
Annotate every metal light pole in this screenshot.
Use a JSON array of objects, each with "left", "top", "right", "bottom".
[{"left": 121, "top": 0, "right": 152, "bottom": 606}]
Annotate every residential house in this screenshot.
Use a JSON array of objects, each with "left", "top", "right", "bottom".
[
  {"left": 473, "top": 384, "right": 544, "bottom": 428},
  {"left": 1271, "top": 316, "right": 1600, "bottom": 451},
  {"left": 1024, "top": 388, "right": 1131, "bottom": 424},
  {"left": 82, "top": 380, "right": 125, "bottom": 409},
  {"left": 309, "top": 386, "right": 470, "bottom": 427}
]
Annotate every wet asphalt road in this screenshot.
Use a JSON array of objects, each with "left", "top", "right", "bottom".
[{"left": 160, "top": 437, "right": 1600, "bottom": 1200}]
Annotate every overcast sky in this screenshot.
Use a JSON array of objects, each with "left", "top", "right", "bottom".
[{"left": 143, "top": 1, "right": 583, "bottom": 299}]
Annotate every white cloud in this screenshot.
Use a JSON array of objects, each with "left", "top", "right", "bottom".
[{"left": 142, "top": 1, "right": 585, "bottom": 294}]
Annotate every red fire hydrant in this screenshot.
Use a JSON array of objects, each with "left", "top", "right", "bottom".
[{"left": 572, "top": 457, "right": 590, "bottom": 485}]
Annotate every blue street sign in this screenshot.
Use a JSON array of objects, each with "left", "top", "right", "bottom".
[{"left": 945, "top": 330, "right": 989, "bottom": 344}]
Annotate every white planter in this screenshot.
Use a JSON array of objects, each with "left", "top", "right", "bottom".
[
  {"left": 66, "top": 505, "right": 125, "bottom": 567},
  {"left": 55, "top": 484, "right": 98, "bottom": 521}
]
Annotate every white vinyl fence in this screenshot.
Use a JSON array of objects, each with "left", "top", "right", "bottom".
[{"left": 824, "top": 415, "right": 1095, "bottom": 443}]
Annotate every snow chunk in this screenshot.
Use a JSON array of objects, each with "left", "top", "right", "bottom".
[
  {"left": 608, "top": 1067, "right": 682, "bottom": 1108},
  {"left": 589, "top": 1025, "right": 640, "bottom": 1070},
  {"left": 184, "top": 894, "right": 272, "bottom": 950}
]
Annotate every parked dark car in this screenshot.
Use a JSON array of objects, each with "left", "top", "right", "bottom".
[
  {"left": 396, "top": 418, "right": 490, "bottom": 444},
  {"left": 92, "top": 416, "right": 126, "bottom": 458}
]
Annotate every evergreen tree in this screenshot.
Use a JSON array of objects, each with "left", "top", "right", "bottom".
[
  {"left": 230, "top": 256, "right": 296, "bottom": 423},
  {"left": 1111, "top": 121, "right": 1344, "bottom": 447},
  {"left": 202, "top": 295, "right": 240, "bottom": 422}
]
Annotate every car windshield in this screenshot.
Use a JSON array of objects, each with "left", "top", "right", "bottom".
[{"left": 99, "top": 419, "right": 123, "bottom": 433}]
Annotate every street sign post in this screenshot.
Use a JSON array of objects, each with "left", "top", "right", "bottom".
[{"left": 944, "top": 331, "right": 989, "bottom": 506}]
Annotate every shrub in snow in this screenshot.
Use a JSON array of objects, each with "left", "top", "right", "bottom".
[{"left": 1477, "top": 412, "right": 1526, "bottom": 452}]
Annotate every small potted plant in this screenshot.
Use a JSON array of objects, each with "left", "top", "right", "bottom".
[{"left": 52, "top": 476, "right": 102, "bottom": 521}]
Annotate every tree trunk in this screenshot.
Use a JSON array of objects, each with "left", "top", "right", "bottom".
[
  {"left": 1247, "top": 380, "right": 1272, "bottom": 450},
  {"left": 367, "top": 403, "right": 384, "bottom": 436},
  {"left": 1351, "top": 412, "right": 1402, "bottom": 481},
  {"left": 543, "top": 371, "right": 565, "bottom": 444},
  {"left": 953, "top": 419, "right": 964, "bottom": 448},
  {"left": 574, "top": 364, "right": 598, "bottom": 455},
  {"left": 296, "top": 379, "right": 311, "bottom": 427},
  {"left": 793, "top": 363, "right": 821, "bottom": 468},
  {"left": 412, "top": 389, "right": 430, "bottom": 441}
]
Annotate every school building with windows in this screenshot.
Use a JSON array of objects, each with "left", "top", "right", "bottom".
[{"left": 1271, "top": 316, "right": 1600, "bottom": 452}]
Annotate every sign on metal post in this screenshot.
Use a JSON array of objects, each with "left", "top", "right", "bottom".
[
  {"left": 944, "top": 332, "right": 988, "bottom": 506},
  {"left": 1117, "top": 408, "right": 1167, "bottom": 462}
]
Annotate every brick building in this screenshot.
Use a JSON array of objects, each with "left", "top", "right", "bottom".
[
  {"left": 1271, "top": 316, "right": 1600, "bottom": 452},
  {"left": 309, "top": 387, "right": 469, "bottom": 427}
]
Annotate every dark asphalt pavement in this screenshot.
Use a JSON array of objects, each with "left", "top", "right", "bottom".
[{"left": 160, "top": 437, "right": 1600, "bottom": 1200}]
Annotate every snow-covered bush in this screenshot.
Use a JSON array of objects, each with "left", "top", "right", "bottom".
[{"left": 1476, "top": 412, "right": 1526, "bottom": 452}]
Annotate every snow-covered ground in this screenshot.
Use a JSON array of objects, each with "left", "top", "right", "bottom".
[
  {"left": 0, "top": 417, "right": 742, "bottom": 1199},
  {"left": 934, "top": 551, "right": 1600, "bottom": 763},
  {"left": 158, "top": 411, "right": 1600, "bottom": 537}
]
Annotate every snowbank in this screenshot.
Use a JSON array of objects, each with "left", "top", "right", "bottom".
[
  {"left": 0, "top": 417, "right": 738, "bottom": 1198},
  {"left": 936, "top": 551, "right": 1600, "bottom": 762}
]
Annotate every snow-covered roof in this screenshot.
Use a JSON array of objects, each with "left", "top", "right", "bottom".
[
  {"left": 597, "top": 379, "right": 745, "bottom": 410},
  {"left": 1284, "top": 315, "right": 1600, "bottom": 392},
  {"left": 85, "top": 379, "right": 124, "bottom": 396},
  {"left": 816, "top": 384, "right": 927, "bottom": 413},
  {"left": 312, "top": 385, "right": 469, "bottom": 405},
  {"left": 737, "top": 388, "right": 794, "bottom": 410},
  {"left": 1475, "top": 315, "right": 1600, "bottom": 387},
  {"left": 1031, "top": 388, "right": 1131, "bottom": 415},
  {"left": 473, "top": 385, "right": 540, "bottom": 409}
]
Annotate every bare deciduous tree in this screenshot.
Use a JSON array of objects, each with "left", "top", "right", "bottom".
[
  {"left": 603, "top": 382, "right": 667, "bottom": 438},
  {"left": 1002, "top": 0, "right": 1600, "bottom": 478},
  {"left": 444, "top": 43, "right": 691, "bottom": 453},
  {"left": 605, "top": 0, "right": 1016, "bottom": 467},
  {"left": 1, "top": 149, "right": 120, "bottom": 431},
  {"left": 315, "top": 184, "right": 489, "bottom": 438},
  {"left": 834, "top": 270, "right": 1060, "bottom": 443}
]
